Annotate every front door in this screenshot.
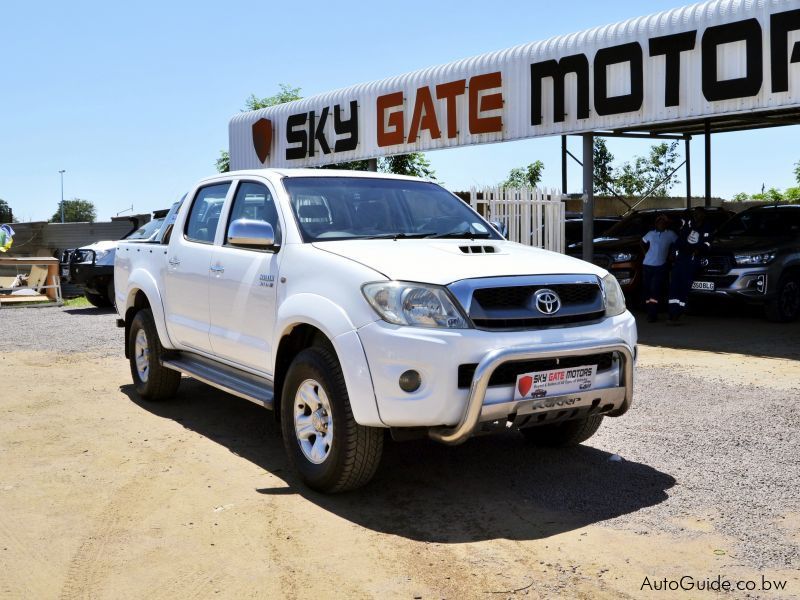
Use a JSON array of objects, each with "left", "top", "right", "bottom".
[
  {"left": 208, "top": 181, "right": 282, "bottom": 374},
  {"left": 163, "top": 182, "right": 231, "bottom": 353}
]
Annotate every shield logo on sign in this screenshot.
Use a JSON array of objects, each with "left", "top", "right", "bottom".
[
  {"left": 518, "top": 376, "right": 533, "bottom": 397},
  {"left": 252, "top": 118, "right": 273, "bottom": 164}
]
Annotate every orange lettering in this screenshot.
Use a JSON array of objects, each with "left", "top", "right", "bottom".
[
  {"left": 377, "top": 92, "right": 405, "bottom": 146},
  {"left": 435, "top": 79, "right": 466, "bottom": 138},
  {"left": 469, "top": 72, "right": 503, "bottom": 134},
  {"left": 407, "top": 86, "right": 442, "bottom": 143}
]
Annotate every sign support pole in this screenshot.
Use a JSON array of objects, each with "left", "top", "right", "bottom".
[{"left": 582, "top": 133, "right": 594, "bottom": 263}]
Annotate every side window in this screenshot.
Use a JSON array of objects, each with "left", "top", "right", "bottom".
[
  {"left": 184, "top": 183, "right": 231, "bottom": 244},
  {"left": 226, "top": 182, "right": 282, "bottom": 246}
]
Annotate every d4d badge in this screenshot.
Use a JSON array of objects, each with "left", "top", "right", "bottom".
[{"left": 252, "top": 118, "right": 273, "bottom": 163}]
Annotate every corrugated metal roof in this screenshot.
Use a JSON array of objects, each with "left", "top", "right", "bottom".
[{"left": 230, "top": 0, "right": 800, "bottom": 169}]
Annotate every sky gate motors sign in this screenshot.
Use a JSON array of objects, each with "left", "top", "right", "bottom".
[{"left": 229, "top": 0, "right": 800, "bottom": 170}]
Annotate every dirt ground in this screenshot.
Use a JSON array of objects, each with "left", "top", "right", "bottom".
[{"left": 1, "top": 309, "right": 798, "bottom": 599}]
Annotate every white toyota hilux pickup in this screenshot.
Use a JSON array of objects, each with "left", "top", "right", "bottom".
[{"left": 115, "top": 169, "right": 636, "bottom": 492}]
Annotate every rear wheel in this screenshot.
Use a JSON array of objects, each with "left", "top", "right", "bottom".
[
  {"left": 765, "top": 276, "right": 800, "bottom": 322},
  {"left": 281, "top": 346, "right": 383, "bottom": 493},
  {"left": 128, "top": 309, "right": 181, "bottom": 401},
  {"left": 520, "top": 415, "right": 604, "bottom": 447},
  {"left": 85, "top": 291, "right": 111, "bottom": 308}
]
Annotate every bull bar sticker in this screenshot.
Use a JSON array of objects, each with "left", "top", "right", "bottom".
[{"left": 514, "top": 365, "right": 597, "bottom": 401}]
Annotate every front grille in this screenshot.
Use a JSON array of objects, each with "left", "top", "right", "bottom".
[
  {"left": 702, "top": 256, "right": 733, "bottom": 275},
  {"left": 472, "top": 284, "right": 598, "bottom": 309},
  {"left": 468, "top": 282, "right": 603, "bottom": 330},
  {"left": 457, "top": 352, "right": 615, "bottom": 389},
  {"left": 471, "top": 311, "right": 605, "bottom": 330}
]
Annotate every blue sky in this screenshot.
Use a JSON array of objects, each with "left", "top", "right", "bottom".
[{"left": 2, "top": 0, "right": 798, "bottom": 222}]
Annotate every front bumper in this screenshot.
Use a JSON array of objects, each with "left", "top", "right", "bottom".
[
  {"left": 691, "top": 267, "right": 773, "bottom": 301},
  {"left": 356, "top": 312, "right": 637, "bottom": 442}
]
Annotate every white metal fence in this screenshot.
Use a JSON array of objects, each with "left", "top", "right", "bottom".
[{"left": 469, "top": 187, "right": 565, "bottom": 253}]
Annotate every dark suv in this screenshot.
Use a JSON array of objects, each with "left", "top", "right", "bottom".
[
  {"left": 691, "top": 204, "right": 800, "bottom": 322},
  {"left": 568, "top": 207, "right": 734, "bottom": 295}
]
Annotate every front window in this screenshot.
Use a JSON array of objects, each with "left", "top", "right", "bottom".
[
  {"left": 281, "top": 177, "right": 501, "bottom": 242},
  {"left": 716, "top": 207, "right": 800, "bottom": 238},
  {"left": 126, "top": 217, "right": 165, "bottom": 240}
]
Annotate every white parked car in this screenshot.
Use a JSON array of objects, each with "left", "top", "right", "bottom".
[{"left": 115, "top": 169, "right": 636, "bottom": 492}]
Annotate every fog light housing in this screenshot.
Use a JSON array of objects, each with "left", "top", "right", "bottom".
[{"left": 399, "top": 370, "right": 421, "bottom": 393}]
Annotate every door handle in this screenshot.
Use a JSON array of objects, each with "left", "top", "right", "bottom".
[
  {"left": 168, "top": 257, "right": 181, "bottom": 266},
  {"left": 210, "top": 265, "right": 225, "bottom": 273}
]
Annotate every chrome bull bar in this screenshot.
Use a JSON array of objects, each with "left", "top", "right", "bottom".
[{"left": 428, "top": 339, "right": 634, "bottom": 445}]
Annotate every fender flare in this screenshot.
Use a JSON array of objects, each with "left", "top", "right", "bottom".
[
  {"left": 275, "top": 294, "right": 384, "bottom": 427},
  {"left": 124, "top": 268, "right": 175, "bottom": 350}
]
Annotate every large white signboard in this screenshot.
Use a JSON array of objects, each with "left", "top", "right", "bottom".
[{"left": 230, "top": 0, "right": 800, "bottom": 170}]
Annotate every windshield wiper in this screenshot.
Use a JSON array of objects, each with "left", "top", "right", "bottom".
[
  {"left": 361, "top": 232, "right": 433, "bottom": 240},
  {"left": 426, "top": 230, "right": 492, "bottom": 239}
]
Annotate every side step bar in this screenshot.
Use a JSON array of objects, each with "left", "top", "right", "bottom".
[{"left": 162, "top": 353, "right": 274, "bottom": 409}]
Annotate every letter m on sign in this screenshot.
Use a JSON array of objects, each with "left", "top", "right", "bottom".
[{"left": 252, "top": 118, "right": 273, "bottom": 164}]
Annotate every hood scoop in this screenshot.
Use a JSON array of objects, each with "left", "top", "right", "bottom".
[{"left": 458, "top": 245, "right": 498, "bottom": 254}]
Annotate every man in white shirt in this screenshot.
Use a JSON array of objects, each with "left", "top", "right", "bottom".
[{"left": 641, "top": 214, "right": 678, "bottom": 322}]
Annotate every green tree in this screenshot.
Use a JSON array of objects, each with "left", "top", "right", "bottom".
[
  {"left": 731, "top": 192, "right": 749, "bottom": 202},
  {"left": 644, "top": 141, "right": 681, "bottom": 196},
  {"left": 50, "top": 198, "right": 97, "bottom": 223},
  {"left": 0, "top": 199, "right": 12, "bottom": 223},
  {"left": 501, "top": 161, "right": 544, "bottom": 188},
  {"left": 593, "top": 138, "right": 615, "bottom": 195},
  {"left": 794, "top": 159, "right": 800, "bottom": 185},
  {"left": 384, "top": 153, "right": 437, "bottom": 179},
  {"left": 784, "top": 187, "right": 800, "bottom": 202}
]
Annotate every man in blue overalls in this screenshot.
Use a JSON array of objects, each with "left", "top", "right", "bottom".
[{"left": 668, "top": 207, "right": 712, "bottom": 323}]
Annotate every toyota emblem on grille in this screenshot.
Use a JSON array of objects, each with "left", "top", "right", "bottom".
[
  {"left": 533, "top": 289, "right": 561, "bottom": 315},
  {"left": 700, "top": 258, "right": 709, "bottom": 267}
]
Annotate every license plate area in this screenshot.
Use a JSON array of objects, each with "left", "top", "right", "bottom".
[
  {"left": 514, "top": 364, "right": 597, "bottom": 401},
  {"left": 691, "top": 281, "right": 715, "bottom": 291}
]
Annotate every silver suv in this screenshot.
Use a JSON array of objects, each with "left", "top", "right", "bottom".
[{"left": 691, "top": 205, "right": 800, "bottom": 322}]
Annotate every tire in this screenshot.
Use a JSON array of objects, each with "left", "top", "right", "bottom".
[
  {"left": 107, "top": 279, "right": 116, "bottom": 311},
  {"left": 85, "top": 291, "right": 111, "bottom": 308},
  {"left": 128, "top": 309, "right": 181, "bottom": 401},
  {"left": 520, "top": 415, "right": 604, "bottom": 447},
  {"left": 765, "top": 275, "right": 800, "bottom": 323},
  {"left": 281, "top": 346, "right": 383, "bottom": 493}
]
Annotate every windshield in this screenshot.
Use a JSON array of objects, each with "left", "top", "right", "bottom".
[
  {"left": 604, "top": 212, "right": 663, "bottom": 238},
  {"left": 126, "top": 217, "right": 165, "bottom": 240},
  {"left": 281, "top": 177, "right": 500, "bottom": 242},
  {"left": 716, "top": 207, "right": 800, "bottom": 238}
]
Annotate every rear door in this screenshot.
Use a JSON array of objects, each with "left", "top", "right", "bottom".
[
  {"left": 163, "top": 182, "right": 231, "bottom": 353},
  {"left": 208, "top": 180, "right": 283, "bottom": 373}
]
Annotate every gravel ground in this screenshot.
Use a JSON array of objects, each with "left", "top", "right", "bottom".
[
  {"left": 0, "top": 305, "right": 122, "bottom": 357},
  {"left": 1, "top": 304, "right": 798, "bottom": 575}
]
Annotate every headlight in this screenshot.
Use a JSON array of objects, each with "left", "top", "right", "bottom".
[
  {"left": 362, "top": 282, "right": 470, "bottom": 329},
  {"left": 734, "top": 251, "right": 776, "bottom": 266},
  {"left": 94, "top": 250, "right": 110, "bottom": 261},
  {"left": 602, "top": 274, "right": 626, "bottom": 317},
  {"left": 611, "top": 251, "right": 636, "bottom": 263}
]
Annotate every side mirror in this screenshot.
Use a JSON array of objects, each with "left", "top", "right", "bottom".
[
  {"left": 227, "top": 218, "right": 275, "bottom": 248},
  {"left": 489, "top": 220, "right": 508, "bottom": 239}
]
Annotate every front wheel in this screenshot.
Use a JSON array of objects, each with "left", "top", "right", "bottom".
[
  {"left": 281, "top": 346, "right": 383, "bottom": 493},
  {"left": 520, "top": 415, "right": 604, "bottom": 447},
  {"left": 765, "top": 276, "right": 800, "bottom": 322},
  {"left": 128, "top": 309, "right": 181, "bottom": 401}
]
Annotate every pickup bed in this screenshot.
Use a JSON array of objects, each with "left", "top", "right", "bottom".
[{"left": 115, "top": 169, "right": 637, "bottom": 492}]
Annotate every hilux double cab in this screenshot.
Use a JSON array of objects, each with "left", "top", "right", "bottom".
[
  {"left": 691, "top": 204, "right": 800, "bottom": 322},
  {"left": 115, "top": 169, "right": 637, "bottom": 492}
]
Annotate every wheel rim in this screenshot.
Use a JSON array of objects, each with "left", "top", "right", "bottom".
[
  {"left": 134, "top": 329, "right": 150, "bottom": 383},
  {"left": 293, "top": 379, "right": 333, "bottom": 464},
  {"left": 780, "top": 281, "right": 800, "bottom": 317}
]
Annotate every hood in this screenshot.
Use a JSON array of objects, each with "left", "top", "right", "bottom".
[
  {"left": 312, "top": 239, "right": 607, "bottom": 285},
  {"left": 78, "top": 240, "right": 118, "bottom": 252},
  {"left": 710, "top": 235, "right": 791, "bottom": 253},
  {"left": 568, "top": 235, "right": 640, "bottom": 254}
]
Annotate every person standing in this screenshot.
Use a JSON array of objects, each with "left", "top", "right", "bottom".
[
  {"left": 641, "top": 214, "right": 677, "bottom": 322},
  {"left": 667, "top": 207, "right": 712, "bottom": 323}
]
